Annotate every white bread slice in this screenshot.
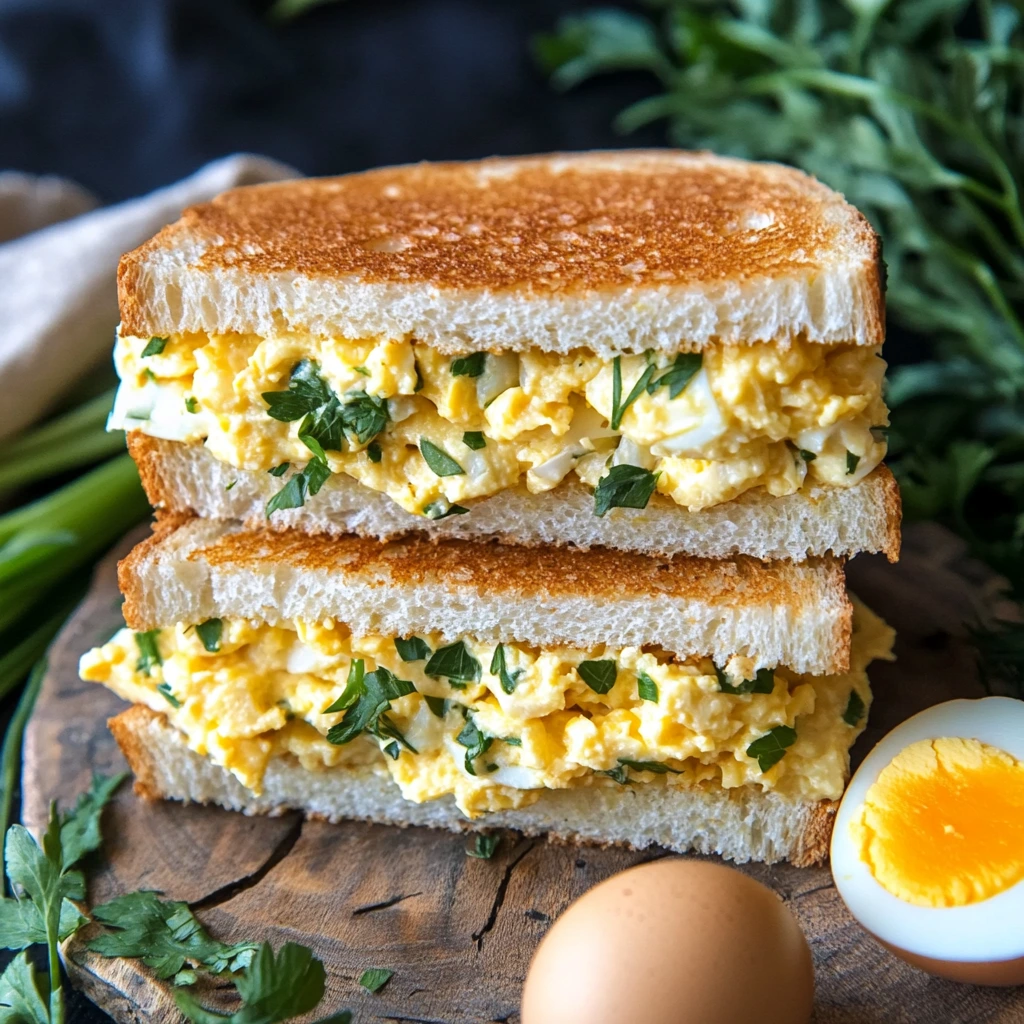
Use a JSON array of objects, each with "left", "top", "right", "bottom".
[
  {"left": 129, "top": 434, "right": 901, "bottom": 562},
  {"left": 119, "top": 517, "right": 852, "bottom": 674},
  {"left": 111, "top": 706, "right": 834, "bottom": 866},
  {"left": 118, "top": 151, "right": 884, "bottom": 356}
]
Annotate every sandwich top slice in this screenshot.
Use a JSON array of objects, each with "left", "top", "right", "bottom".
[
  {"left": 110, "top": 151, "right": 899, "bottom": 561},
  {"left": 80, "top": 517, "right": 895, "bottom": 865}
]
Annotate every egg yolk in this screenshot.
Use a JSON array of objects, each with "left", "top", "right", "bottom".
[{"left": 852, "top": 737, "right": 1024, "bottom": 908}]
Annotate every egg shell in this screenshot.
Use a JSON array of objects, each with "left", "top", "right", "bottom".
[
  {"left": 521, "top": 859, "right": 814, "bottom": 1024},
  {"left": 831, "top": 697, "right": 1024, "bottom": 985}
]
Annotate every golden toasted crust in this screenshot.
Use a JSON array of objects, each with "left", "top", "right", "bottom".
[
  {"left": 878, "top": 465, "right": 902, "bottom": 562},
  {"left": 791, "top": 800, "right": 838, "bottom": 867},
  {"left": 108, "top": 706, "right": 165, "bottom": 802},
  {"left": 119, "top": 151, "right": 883, "bottom": 340}
]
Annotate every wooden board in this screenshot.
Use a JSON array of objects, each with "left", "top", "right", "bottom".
[{"left": 21, "top": 523, "right": 1024, "bottom": 1024}]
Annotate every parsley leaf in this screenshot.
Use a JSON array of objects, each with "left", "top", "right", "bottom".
[
  {"left": 262, "top": 360, "right": 335, "bottom": 423},
  {"left": 617, "top": 758, "right": 682, "bottom": 775},
  {"left": 157, "top": 683, "right": 181, "bottom": 708},
  {"left": 195, "top": 619, "right": 223, "bottom": 653},
  {"left": 636, "top": 671, "right": 658, "bottom": 702},
  {"left": 466, "top": 834, "right": 500, "bottom": 860},
  {"left": 451, "top": 353, "right": 486, "bottom": 377},
  {"left": 846, "top": 451, "right": 861, "bottom": 475},
  {"left": 134, "top": 630, "right": 162, "bottom": 675},
  {"left": 799, "top": 449, "right": 817, "bottom": 463},
  {"left": 456, "top": 717, "right": 493, "bottom": 776},
  {"left": 0, "top": 952, "right": 49, "bottom": 1024},
  {"left": 325, "top": 665, "right": 417, "bottom": 753},
  {"left": 462, "top": 431, "right": 486, "bottom": 450},
  {"left": 420, "top": 439, "right": 464, "bottom": 476},
  {"left": 489, "top": 644, "right": 523, "bottom": 695},
  {"left": 265, "top": 459, "right": 331, "bottom": 518},
  {"left": 367, "top": 440, "right": 382, "bottom": 463},
  {"left": 746, "top": 726, "right": 797, "bottom": 773},
  {"left": 715, "top": 665, "right": 775, "bottom": 696},
  {"left": 646, "top": 353, "right": 702, "bottom": 399},
  {"left": 268, "top": 462, "right": 290, "bottom": 477},
  {"left": 358, "top": 968, "right": 393, "bottom": 994},
  {"left": 423, "top": 500, "right": 470, "bottom": 520},
  {"left": 593, "top": 465, "right": 659, "bottom": 516},
  {"left": 425, "top": 641, "right": 481, "bottom": 685},
  {"left": 323, "top": 659, "right": 365, "bottom": 714},
  {"left": 395, "top": 636, "right": 431, "bottom": 662},
  {"left": 610, "top": 357, "right": 656, "bottom": 430},
  {"left": 141, "top": 337, "right": 168, "bottom": 357},
  {"left": 577, "top": 659, "right": 617, "bottom": 694},
  {"left": 424, "top": 696, "right": 449, "bottom": 719},
  {"left": 843, "top": 690, "right": 866, "bottom": 727},
  {"left": 89, "top": 891, "right": 257, "bottom": 979},
  {"left": 599, "top": 764, "right": 630, "bottom": 785},
  {"left": 185, "top": 396, "right": 199, "bottom": 414},
  {"left": 339, "top": 391, "right": 388, "bottom": 445}
]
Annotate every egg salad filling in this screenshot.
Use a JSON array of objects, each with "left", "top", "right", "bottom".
[
  {"left": 109, "top": 330, "right": 888, "bottom": 517},
  {"left": 80, "top": 602, "right": 894, "bottom": 818}
]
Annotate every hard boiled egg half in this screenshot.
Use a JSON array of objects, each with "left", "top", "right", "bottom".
[{"left": 831, "top": 697, "right": 1024, "bottom": 985}]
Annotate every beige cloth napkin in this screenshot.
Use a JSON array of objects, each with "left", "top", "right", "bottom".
[{"left": 0, "top": 154, "right": 298, "bottom": 440}]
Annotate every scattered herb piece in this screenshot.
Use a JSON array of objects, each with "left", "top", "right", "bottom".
[
  {"left": 462, "top": 431, "right": 486, "bottom": 450},
  {"left": 353, "top": 365, "right": 370, "bottom": 376},
  {"left": 395, "top": 636, "right": 431, "bottom": 662},
  {"left": 456, "top": 717, "right": 493, "bottom": 776},
  {"left": 134, "top": 630, "right": 162, "bottom": 675},
  {"left": 843, "top": 690, "right": 866, "bottom": 727},
  {"left": 747, "top": 726, "right": 797, "bottom": 773},
  {"left": 367, "top": 441, "right": 382, "bottom": 463},
  {"left": 225, "top": 480, "right": 236, "bottom": 491},
  {"left": 715, "top": 665, "right": 775, "bottom": 696},
  {"left": 156, "top": 683, "right": 181, "bottom": 708},
  {"left": 617, "top": 758, "right": 682, "bottom": 775},
  {"left": 268, "top": 462, "right": 290, "bottom": 477},
  {"left": 420, "top": 438, "right": 464, "bottom": 476},
  {"left": 425, "top": 641, "right": 481, "bottom": 685},
  {"left": 610, "top": 356, "right": 657, "bottom": 430},
  {"left": 593, "top": 465, "right": 659, "bottom": 516},
  {"left": 358, "top": 968, "right": 393, "bottom": 994},
  {"left": 636, "top": 671, "right": 658, "bottom": 703},
  {"left": 184, "top": 397, "right": 199, "bottom": 414},
  {"left": 141, "top": 337, "right": 168, "bottom": 357},
  {"left": 502, "top": 736, "right": 522, "bottom": 747},
  {"left": 846, "top": 451, "right": 861, "bottom": 475},
  {"left": 599, "top": 764, "right": 630, "bottom": 785},
  {"left": 799, "top": 450, "right": 817, "bottom": 463},
  {"left": 195, "top": 619, "right": 223, "bottom": 654},
  {"left": 466, "top": 834, "right": 500, "bottom": 859},
  {"left": 424, "top": 696, "right": 449, "bottom": 719},
  {"left": 339, "top": 391, "right": 388, "bottom": 445},
  {"left": 577, "top": 659, "right": 617, "bottom": 694},
  {"left": 647, "top": 353, "right": 702, "bottom": 399},
  {"left": 325, "top": 663, "right": 417, "bottom": 753},
  {"left": 451, "top": 353, "right": 486, "bottom": 378},
  {"left": 423, "top": 500, "right": 470, "bottom": 520},
  {"left": 489, "top": 644, "right": 523, "bottom": 695}
]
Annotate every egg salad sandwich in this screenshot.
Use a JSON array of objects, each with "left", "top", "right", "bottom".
[
  {"left": 112, "top": 151, "right": 900, "bottom": 561},
  {"left": 79, "top": 517, "right": 895, "bottom": 866}
]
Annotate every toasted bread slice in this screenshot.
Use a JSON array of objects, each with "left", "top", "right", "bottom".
[
  {"left": 119, "top": 516, "right": 852, "bottom": 674},
  {"left": 129, "top": 433, "right": 901, "bottom": 562},
  {"left": 110, "top": 705, "right": 835, "bottom": 866},
  {"left": 118, "top": 151, "right": 883, "bottom": 355}
]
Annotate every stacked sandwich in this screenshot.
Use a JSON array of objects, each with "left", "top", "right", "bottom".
[{"left": 81, "top": 152, "right": 899, "bottom": 865}]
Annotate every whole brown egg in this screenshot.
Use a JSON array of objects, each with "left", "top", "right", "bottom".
[{"left": 521, "top": 858, "right": 814, "bottom": 1024}]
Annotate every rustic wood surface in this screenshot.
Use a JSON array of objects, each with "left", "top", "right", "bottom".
[{"left": 21, "top": 522, "right": 1024, "bottom": 1024}]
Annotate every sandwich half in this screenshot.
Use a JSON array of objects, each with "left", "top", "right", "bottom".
[
  {"left": 111, "top": 151, "right": 900, "bottom": 561},
  {"left": 80, "top": 517, "right": 895, "bottom": 865}
]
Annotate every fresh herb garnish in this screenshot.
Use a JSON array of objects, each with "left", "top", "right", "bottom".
[
  {"left": 617, "top": 758, "right": 682, "bottom": 775},
  {"left": 451, "top": 353, "right": 486, "bottom": 378},
  {"left": 502, "top": 736, "right": 522, "bottom": 747},
  {"left": 353, "top": 365, "right": 370, "bottom": 377},
  {"left": 425, "top": 641, "right": 481, "bottom": 684},
  {"left": 265, "top": 458, "right": 331, "bottom": 518},
  {"left": 156, "top": 683, "right": 181, "bottom": 708},
  {"left": 489, "top": 644, "right": 523, "bottom": 695},
  {"left": 577, "top": 659, "right": 617, "bottom": 694},
  {"left": 358, "top": 968, "right": 393, "bottom": 993},
  {"left": 424, "top": 696, "right": 449, "bottom": 719},
  {"left": 799, "top": 450, "right": 817, "bottom": 463},
  {"left": 646, "top": 353, "right": 702, "bottom": 399},
  {"left": 423, "top": 500, "right": 470, "bottom": 520},
  {"left": 184, "top": 397, "right": 199, "bottom": 414},
  {"left": 367, "top": 440, "right": 382, "bottom": 463},
  {"left": 456, "top": 717, "right": 493, "bottom": 776},
  {"left": 339, "top": 391, "right": 388, "bottom": 446},
  {"left": 134, "top": 630, "right": 162, "bottom": 675},
  {"left": 141, "top": 337, "right": 168, "bottom": 357},
  {"left": 846, "top": 451, "right": 861, "bottom": 475},
  {"left": 636, "top": 671, "right": 658, "bottom": 702},
  {"left": 610, "top": 356, "right": 657, "bottom": 430},
  {"left": 843, "top": 690, "right": 866, "bottom": 727},
  {"left": 195, "top": 619, "right": 223, "bottom": 653},
  {"left": 268, "top": 462, "right": 290, "bottom": 477},
  {"left": 466, "top": 834, "right": 500, "bottom": 859},
  {"left": 463, "top": 431, "right": 486, "bottom": 450},
  {"left": 746, "top": 726, "right": 797, "bottom": 773},
  {"left": 395, "top": 636, "right": 431, "bottom": 662},
  {"left": 420, "top": 438, "right": 464, "bottom": 476},
  {"left": 593, "top": 465, "right": 659, "bottom": 517},
  {"left": 325, "top": 662, "right": 417, "bottom": 753},
  {"left": 714, "top": 665, "right": 775, "bottom": 696}
]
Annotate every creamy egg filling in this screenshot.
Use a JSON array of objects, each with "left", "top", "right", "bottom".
[
  {"left": 109, "top": 331, "right": 889, "bottom": 515},
  {"left": 80, "top": 602, "right": 894, "bottom": 818}
]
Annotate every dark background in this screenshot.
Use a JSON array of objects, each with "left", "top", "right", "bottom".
[{"left": 0, "top": 1, "right": 661, "bottom": 1020}]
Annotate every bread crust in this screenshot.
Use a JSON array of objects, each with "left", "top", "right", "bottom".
[{"left": 118, "top": 151, "right": 884, "bottom": 350}]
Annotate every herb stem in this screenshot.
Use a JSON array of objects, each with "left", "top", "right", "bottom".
[
  {"left": 0, "top": 388, "right": 115, "bottom": 465},
  {"left": 0, "top": 429, "right": 126, "bottom": 494},
  {"left": 0, "top": 600, "right": 76, "bottom": 702}
]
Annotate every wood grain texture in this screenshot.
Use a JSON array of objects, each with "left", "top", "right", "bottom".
[{"left": 21, "top": 522, "right": 1024, "bottom": 1024}]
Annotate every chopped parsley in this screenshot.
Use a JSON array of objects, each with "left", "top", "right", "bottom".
[
  {"left": 395, "top": 636, "right": 432, "bottom": 662},
  {"left": 225, "top": 480, "right": 236, "bottom": 491},
  {"left": 843, "top": 690, "right": 866, "bottom": 726},
  {"left": 466, "top": 833, "right": 500, "bottom": 859},
  {"left": 593, "top": 465, "right": 660, "bottom": 517},
  {"left": 420, "top": 438, "right": 464, "bottom": 476},
  {"left": 134, "top": 630, "right": 162, "bottom": 675},
  {"left": 195, "top": 618, "right": 223, "bottom": 653},
  {"left": 184, "top": 396, "right": 199, "bottom": 414},
  {"left": 636, "top": 671, "right": 658, "bottom": 702},
  {"left": 424, "top": 695, "right": 449, "bottom": 718},
  {"left": 141, "top": 336, "right": 168, "bottom": 357},
  {"left": 799, "top": 449, "right": 817, "bottom": 462},
  {"left": 489, "top": 643, "right": 523, "bottom": 694},
  {"left": 268, "top": 462, "right": 290, "bottom": 477},
  {"left": 715, "top": 665, "right": 775, "bottom": 695},
  {"left": 425, "top": 640, "right": 481, "bottom": 685},
  {"left": 358, "top": 968, "right": 393, "bottom": 993},
  {"left": 156, "top": 682, "right": 181, "bottom": 708},
  {"left": 353, "top": 365, "right": 371, "bottom": 377},
  {"left": 456, "top": 716, "right": 493, "bottom": 776},
  {"left": 367, "top": 440, "right": 383, "bottom": 463},
  {"left": 610, "top": 356, "right": 657, "bottom": 430},
  {"left": 502, "top": 736, "right": 522, "bottom": 747},
  {"left": 746, "top": 725, "right": 797, "bottom": 772},
  {"left": 577, "top": 659, "right": 617, "bottom": 694},
  {"left": 265, "top": 458, "right": 330, "bottom": 518},
  {"left": 463, "top": 430, "right": 486, "bottom": 450},
  {"left": 646, "top": 352, "right": 702, "bottom": 398},
  {"left": 325, "top": 661, "right": 417, "bottom": 753},
  {"left": 846, "top": 450, "right": 861, "bottom": 475},
  {"left": 423, "top": 500, "right": 470, "bottom": 519},
  {"left": 451, "top": 352, "right": 487, "bottom": 377},
  {"left": 617, "top": 758, "right": 682, "bottom": 775}
]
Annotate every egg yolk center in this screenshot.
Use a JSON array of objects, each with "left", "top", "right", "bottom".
[{"left": 852, "top": 736, "right": 1024, "bottom": 908}]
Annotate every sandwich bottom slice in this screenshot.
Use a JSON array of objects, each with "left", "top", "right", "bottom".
[{"left": 80, "top": 521, "right": 895, "bottom": 865}]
